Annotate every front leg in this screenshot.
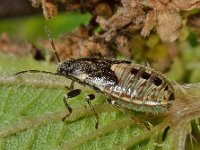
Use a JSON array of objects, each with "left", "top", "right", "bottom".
[
  {"left": 69, "top": 81, "right": 74, "bottom": 90},
  {"left": 62, "top": 89, "right": 81, "bottom": 122},
  {"left": 65, "top": 81, "right": 75, "bottom": 90}
]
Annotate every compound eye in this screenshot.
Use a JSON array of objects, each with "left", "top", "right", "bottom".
[
  {"left": 61, "top": 66, "right": 68, "bottom": 75},
  {"left": 57, "top": 64, "right": 67, "bottom": 75}
]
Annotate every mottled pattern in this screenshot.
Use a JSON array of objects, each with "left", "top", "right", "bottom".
[
  {"left": 57, "top": 57, "right": 174, "bottom": 113},
  {"left": 104, "top": 63, "right": 174, "bottom": 109}
]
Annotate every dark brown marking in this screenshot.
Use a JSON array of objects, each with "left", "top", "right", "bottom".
[
  {"left": 141, "top": 72, "right": 151, "bottom": 80},
  {"left": 131, "top": 68, "right": 139, "bottom": 75},
  {"left": 164, "top": 86, "right": 168, "bottom": 90},
  {"left": 153, "top": 77, "right": 162, "bottom": 86},
  {"left": 169, "top": 93, "right": 174, "bottom": 101}
]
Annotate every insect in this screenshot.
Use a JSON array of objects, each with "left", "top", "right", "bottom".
[{"left": 16, "top": 27, "right": 175, "bottom": 129}]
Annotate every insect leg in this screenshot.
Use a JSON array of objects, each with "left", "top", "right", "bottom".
[
  {"left": 15, "top": 70, "right": 57, "bottom": 76},
  {"left": 162, "top": 126, "right": 170, "bottom": 141},
  {"left": 107, "top": 99, "right": 151, "bottom": 130},
  {"left": 85, "top": 94, "right": 99, "bottom": 129},
  {"left": 69, "top": 81, "right": 74, "bottom": 90},
  {"left": 65, "top": 81, "right": 75, "bottom": 90},
  {"left": 107, "top": 98, "right": 121, "bottom": 107},
  {"left": 62, "top": 89, "right": 81, "bottom": 122}
]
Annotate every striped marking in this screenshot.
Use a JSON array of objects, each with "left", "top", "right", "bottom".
[{"left": 107, "top": 63, "right": 173, "bottom": 107}]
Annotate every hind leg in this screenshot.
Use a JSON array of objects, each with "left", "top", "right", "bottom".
[{"left": 107, "top": 98, "right": 151, "bottom": 130}]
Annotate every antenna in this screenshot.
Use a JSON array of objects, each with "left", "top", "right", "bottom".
[{"left": 45, "top": 26, "right": 61, "bottom": 62}]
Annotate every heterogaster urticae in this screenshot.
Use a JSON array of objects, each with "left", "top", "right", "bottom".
[{"left": 15, "top": 26, "right": 175, "bottom": 129}]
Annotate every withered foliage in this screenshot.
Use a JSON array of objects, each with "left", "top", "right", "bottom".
[
  {"left": 0, "top": 33, "right": 45, "bottom": 60},
  {"left": 0, "top": 33, "right": 30, "bottom": 56},
  {"left": 38, "top": 25, "right": 114, "bottom": 61},
  {"left": 42, "top": 0, "right": 57, "bottom": 19},
  {"left": 29, "top": 0, "right": 200, "bottom": 69}
]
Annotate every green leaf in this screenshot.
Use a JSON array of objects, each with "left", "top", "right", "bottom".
[{"left": 0, "top": 53, "right": 186, "bottom": 150}]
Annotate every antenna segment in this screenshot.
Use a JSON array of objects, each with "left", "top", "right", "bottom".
[{"left": 45, "top": 26, "right": 61, "bottom": 62}]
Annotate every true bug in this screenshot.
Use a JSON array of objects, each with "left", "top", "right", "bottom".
[{"left": 16, "top": 27, "right": 175, "bottom": 129}]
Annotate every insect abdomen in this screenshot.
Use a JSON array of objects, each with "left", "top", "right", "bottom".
[{"left": 103, "top": 63, "right": 174, "bottom": 113}]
